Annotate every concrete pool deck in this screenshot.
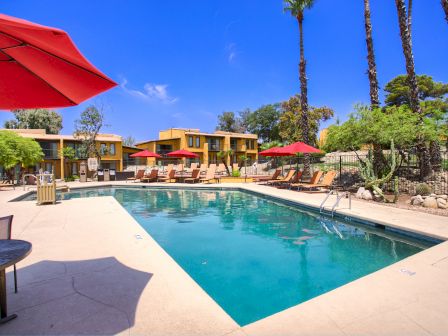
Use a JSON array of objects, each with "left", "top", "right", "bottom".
[{"left": 0, "top": 181, "right": 447, "bottom": 335}]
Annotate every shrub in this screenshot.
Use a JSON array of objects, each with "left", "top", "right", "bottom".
[
  {"left": 231, "top": 170, "right": 241, "bottom": 177},
  {"left": 415, "top": 183, "right": 432, "bottom": 196}
]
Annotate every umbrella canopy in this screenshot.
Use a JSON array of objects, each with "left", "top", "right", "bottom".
[
  {"left": 259, "top": 147, "right": 291, "bottom": 157},
  {"left": 130, "top": 150, "right": 161, "bottom": 158},
  {"left": 277, "top": 142, "right": 321, "bottom": 155},
  {"left": 167, "top": 149, "right": 199, "bottom": 158},
  {"left": 0, "top": 14, "right": 116, "bottom": 110}
]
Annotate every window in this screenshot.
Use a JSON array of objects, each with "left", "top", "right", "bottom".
[
  {"left": 195, "top": 137, "right": 200, "bottom": 148},
  {"left": 100, "top": 143, "right": 107, "bottom": 155},
  {"left": 207, "top": 138, "right": 221, "bottom": 151},
  {"left": 109, "top": 143, "right": 116, "bottom": 155},
  {"left": 246, "top": 140, "right": 255, "bottom": 150},
  {"left": 156, "top": 144, "right": 172, "bottom": 155},
  {"left": 230, "top": 138, "right": 237, "bottom": 150},
  {"left": 188, "top": 136, "right": 194, "bottom": 147}
]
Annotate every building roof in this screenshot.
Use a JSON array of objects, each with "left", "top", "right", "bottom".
[
  {"left": 2, "top": 129, "right": 122, "bottom": 142},
  {"left": 135, "top": 137, "right": 181, "bottom": 146}
]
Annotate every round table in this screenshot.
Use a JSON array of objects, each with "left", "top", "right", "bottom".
[{"left": 0, "top": 239, "right": 32, "bottom": 323}]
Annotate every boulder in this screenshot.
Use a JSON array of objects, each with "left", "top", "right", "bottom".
[
  {"left": 423, "top": 197, "right": 438, "bottom": 209},
  {"left": 411, "top": 195, "right": 424, "bottom": 206},
  {"left": 356, "top": 187, "right": 365, "bottom": 199},
  {"left": 436, "top": 195, "right": 447, "bottom": 200},
  {"left": 362, "top": 190, "right": 373, "bottom": 201},
  {"left": 437, "top": 198, "right": 447, "bottom": 209}
]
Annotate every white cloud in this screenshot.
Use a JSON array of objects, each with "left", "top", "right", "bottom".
[
  {"left": 120, "top": 78, "right": 178, "bottom": 104},
  {"left": 226, "top": 43, "right": 238, "bottom": 64}
]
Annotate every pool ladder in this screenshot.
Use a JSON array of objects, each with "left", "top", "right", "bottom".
[{"left": 320, "top": 190, "right": 351, "bottom": 217}]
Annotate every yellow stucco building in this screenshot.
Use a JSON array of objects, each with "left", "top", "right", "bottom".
[
  {"left": 5, "top": 129, "right": 123, "bottom": 179},
  {"left": 135, "top": 128, "right": 259, "bottom": 166}
]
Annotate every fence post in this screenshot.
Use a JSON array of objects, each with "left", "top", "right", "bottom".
[{"left": 339, "top": 156, "right": 343, "bottom": 186}]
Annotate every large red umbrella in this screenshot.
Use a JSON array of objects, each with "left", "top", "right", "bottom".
[
  {"left": 167, "top": 149, "right": 199, "bottom": 159},
  {"left": 276, "top": 142, "right": 321, "bottom": 155},
  {"left": 259, "top": 147, "right": 290, "bottom": 157},
  {"left": 0, "top": 14, "right": 116, "bottom": 110},
  {"left": 130, "top": 150, "right": 161, "bottom": 158}
]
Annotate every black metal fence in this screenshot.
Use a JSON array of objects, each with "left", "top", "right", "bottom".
[{"left": 264, "top": 150, "right": 448, "bottom": 195}]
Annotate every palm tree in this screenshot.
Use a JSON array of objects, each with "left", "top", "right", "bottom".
[
  {"left": 284, "top": 0, "right": 315, "bottom": 175},
  {"left": 394, "top": 0, "right": 431, "bottom": 179},
  {"left": 363, "top": 0, "right": 385, "bottom": 175},
  {"left": 363, "top": 0, "right": 379, "bottom": 108},
  {"left": 443, "top": 0, "right": 448, "bottom": 23}
]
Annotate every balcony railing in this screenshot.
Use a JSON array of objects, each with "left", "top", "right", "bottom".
[
  {"left": 41, "top": 148, "right": 59, "bottom": 159},
  {"left": 208, "top": 144, "right": 221, "bottom": 151}
]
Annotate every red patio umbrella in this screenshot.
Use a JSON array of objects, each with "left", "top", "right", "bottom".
[
  {"left": 0, "top": 14, "right": 116, "bottom": 110},
  {"left": 130, "top": 150, "right": 161, "bottom": 158},
  {"left": 166, "top": 149, "right": 199, "bottom": 159},
  {"left": 276, "top": 142, "right": 321, "bottom": 155},
  {"left": 259, "top": 147, "right": 290, "bottom": 157}
]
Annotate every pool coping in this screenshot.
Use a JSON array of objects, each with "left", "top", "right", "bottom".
[{"left": 2, "top": 181, "right": 448, "bottom": 335}]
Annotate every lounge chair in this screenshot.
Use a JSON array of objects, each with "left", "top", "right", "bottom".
[
  {"left": 290, "top": 170, "right": 324, "bottom": 190},
  {"left": 253, "top": 169, "right": 281, "bottom": 183},
  {"left": 141, "top": 169, "right": 159, "bottom": 183},
  {"left": 190, "top": 163, "right": 198, "bottom": 171},
  {"left": 127, "top": 169, "right": 145, "bottom": 183},
  {"left": 199, "top": 163, "right": 207, "bottom": 173},
  {"left": 158, "top": 169, "right": 176, "bottom": 183},
  {"left": 294, "top": 171, "right": 337, "bottom": 191},
  {"left": 0, "top": 180, "right": 15, "bottom": 190},
  {"left": 217, "top": 163, "right": 226, "bottom": 175},
  {"left": 200, "top": 166, "right": 217, "bottom": 184},
  {"left": 267, "top": 169, "right": 296, "bottom": 186},
  {"left": 184, "top": 169, "right": 201, "bottom": 183}
]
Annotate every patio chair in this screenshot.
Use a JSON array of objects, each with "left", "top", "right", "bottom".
[
  {"left": 294, "top": 171, "right": 337, "bottom": 192},
  {"left": 0, "top": 215, "right": 18, "bottom": 293},
  {"left": 158, "top": 169, "right": 176, "bottom": 183},
  {"left": 184, "top": 169, "right": 201, "bottom": 183},
  {"left": 199, "top": 163, "right": 207, "bottom": 173},
  {"left": 190, "top": 163, "right": 198, "bottom": 171},
  {"left": 217, "top": 163, "right": 226, "bottom": 175},
  {"left": 0, "top": 180, "right": 15, "bottom": 190},
  {"left": 290, "top": 170, "right": 324, "bottom": 191},
  {"left": 253, "top": 169, "right": 281, "bottom": 183},
  {"left": 267, "top": 169, "right": 296, "bottom": 186},
  {"left": 200, "top": 166, "right": 217, "bottom": 184},
  {"left": 126, "top": 169, "right": 145, "bottom": 183},
  {"left": 141, "top": 169, "right": 159, "bottom": 183}
]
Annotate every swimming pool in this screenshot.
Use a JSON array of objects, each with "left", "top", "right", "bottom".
[{"left": 19, "top": 187, "right": 432, "bottom": 325}]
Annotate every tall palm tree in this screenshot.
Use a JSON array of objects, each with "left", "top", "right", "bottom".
[
  {"left": 363, "top": 0, "right": 384, "bottom": 175},
  {"left": 394, "top": 0, "right": 431, "bottom": 179},
  {"left": 443, "top": 0, "right": 448, "bottom": 23},
  {"left": 363, "top": 0, "right": 379, "bottom": 108},
  {"left": 284, "top": 0, "right": 315, "bottom": 175}
]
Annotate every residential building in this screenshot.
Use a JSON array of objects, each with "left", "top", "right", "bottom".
[
  {"left": 135, "top": 128, "right": 258, "bottom": 166},
  {"left": 3, "top": 129, "right": 123, "bottom": 179}
]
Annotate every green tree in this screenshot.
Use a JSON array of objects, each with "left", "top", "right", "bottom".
[
  {"left": 260, "top": 141, "right": 284, "bottom": 151},
  {"left": 244, "top": 104, "right": 282, "bottom": 142},
  {"left": 4, "top": 109, "right": 63, "bottom": 134},
  {"left": 385, "top": 74, "right": 448, "bottom": 170},
  {"left": 74, "top": 105, "right": 105, "bottom": 162},
  {"left": 60, "top": 146, "right": 77, "bottom": 180},
  {"left": 0, "top": 130, "right": 43, "bottom": 181},
  {"left": 123, "top": 136, "right": 136, "bottom": 147},
  {"left": 279, "top": 95, "right": 333, "bottom": 146},
  {"left": 284, "top": 0, "right": 316, "bottom": 174},
  {"left": 216, "top": 111, "right": 246, "bottom": 133}
]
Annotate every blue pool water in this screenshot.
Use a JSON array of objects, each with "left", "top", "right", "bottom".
[{"left": 20, "top": 187, "right": 431, "bottom": 325}]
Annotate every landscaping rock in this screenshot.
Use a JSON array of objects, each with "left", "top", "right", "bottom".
[
  {"left": 362, "top": 190, "right": 373, "bottom": 201},
  {"left": 437, "top": 195, "right": 448, "bottom": 200},
  {"left": 423, "top": 197, "right": 438, "bottom": 209},
  {"left": 356, "top": 187, "right": 365, "bottom": 199},
  {"left": 411, "top": 195, "right": 424, "bottom": 206},
  {"left": 437, "top": 198, "right": 447, "bottom": 209}
]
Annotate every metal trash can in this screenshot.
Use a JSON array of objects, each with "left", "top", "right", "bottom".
[
  {"left": 103, "top": 169, "right": 110, "bottom": 182},
  {"left": 109, "top": 169, "right": 116, "bottom": 181}
]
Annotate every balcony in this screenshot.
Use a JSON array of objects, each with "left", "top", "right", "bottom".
[
  {"left": 41, "top": 148, "right": 59, "bottom": 159},
  {"left": 208, "top": 144, "right": 221, "bottom": 151}
]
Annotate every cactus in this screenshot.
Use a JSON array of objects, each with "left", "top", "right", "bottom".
[
  {"left": 357, "top": 140, "right": 400, "bottom": 203},
  {"left": 414, "top": 183, "right": 432, "bottom": 196}
]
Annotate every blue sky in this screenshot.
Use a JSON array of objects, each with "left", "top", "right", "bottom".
[{"left": 1, "top": 1, "right": 447, "bottom": 142}]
